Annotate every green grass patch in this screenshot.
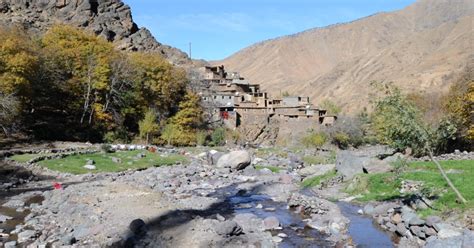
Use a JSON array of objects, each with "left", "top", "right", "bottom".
[
  {"left": 346, "top": 160, "right": 474, "bottom": 215},
  {"left": 38, "top": 150, "right": 188, "bottom": 174},
  {"left": 255, "top": 165, "right": 283, "bottom": 173},
  {"left": 302, "top": 151, "right": 336, "bottom": 165},
  {"left": 255, "top": 147, "right": 288, "bottom": 158},
  {"left": 9, "top": 153, "right": 52, "bottom": 163},
  {"left": 301, "top": 170, "right": 337, "bottom": 188}
]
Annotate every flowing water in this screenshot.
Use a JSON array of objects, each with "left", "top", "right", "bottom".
[{"left": 227, "top": 191, "right": 395, "bottom": 248}]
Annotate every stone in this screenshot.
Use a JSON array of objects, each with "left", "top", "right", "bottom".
[
  {"left": 424, "top": 227, "right": 437, "bottom": 236},
  {"left": 0, "top": 214, "right": 13, "bottom": 223},
  {"left": 279, "top": 174, "right": 293, "bottom": 184},
  {"left": 216, "top": 151, "right": 251, "bottom": 170},
  {"left": 17, "top": 230, "right": 36, "bottom": 243},
  {"left": 216, "top": 214, "right": 226, "bottom": 221},
  {"left": 408, "top": 216, "right": 425, "bottom": 226},
  {"left": 435, "top": 224, "right": 462, "bottom": 239},
  {"left": 363, "top": 204, "right": 375, "bottom": 215},
  {"left": 255, "top": 204, "right": 263, "bottom": 209},
  {"left": 391, "top": 214, "right": 402, "bottom": 224},
  {"left": 297, "top": 164, "right": 335, "bottom": 177},
  {"left": 4, "top": 241, "right": 16, "bottom": 248},
  {"left": 3, "top": 199, "right": 25, "bottom": 208},
  {"left": 396, "top": 222, "right": 410, "bottom": 237},
  {"left": 357, "top": 209, "right": 363, "bottom": 215},
  {"left": 385, "top": 222, "right": 397, "bottom": 232},
  {"left": 277, "top": 233, "right": 288, "bottom": 238},
  {"left": 215, "top": 221, "right": 243, "bottom": 237},
  {"left": 426, "top": 216, "right": 442, "bottom": 227},
  {"left": 272, "top": 236, "right": 283, "bottom": 243},
  {"left": 129, "top": 219, "right": 147, "bottom": 236},
  {"left": 335, "top": 151, "right": 364, "bottom": 180},
  {"left": 83, "top": 165, "right": 96, "bottom": 170},
  {"left": 263, "top": 216, "right": 280, "bottom": 230},
  {"left": 111, "top": 157, "right": 122, "bottom": 163},
  {"left": 86, "top": 159, "right": 95, "bottom": 165},
  {"left": 410, "top": 225, "right": 426, "bottom": 239},
  {"left": 401, "top": 212, "right": 417, "bottom": 224}
]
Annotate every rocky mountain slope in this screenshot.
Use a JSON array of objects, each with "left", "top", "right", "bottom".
[
  {"left": 0, "top": 0, "right": 190, "bottom": 65},
  {"left": 216, "top": 0, "right": 473, "bottom": 112}
]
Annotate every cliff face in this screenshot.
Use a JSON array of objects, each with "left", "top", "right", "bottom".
[
  {"left": 0, "top": 0, "right": 190, "bottom": 65},
  {"left": 216, "top": 0, "right": 473, "bottom": 113}
]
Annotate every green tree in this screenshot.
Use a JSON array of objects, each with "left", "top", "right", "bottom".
[
  {"left": 320, "top": 99, "right": 342, "bottom": 115},
  {"left": 164, "top": 91, "right": 204, "bottom": 146},
  {"left": 139, "top": 109, "right": 159, "bottom": 144},
  {"left": 302, "top": 131, "right": 328, "bottom": 149}
]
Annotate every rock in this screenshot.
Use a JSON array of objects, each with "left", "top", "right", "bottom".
[
  {"left": 60, "top": 234, "right": 77, "bottom": 245},
  {"left": 129, "top": 219, "right": 147, "bottom": 235},
  {"left": 215, "top": 221, "right": 243, "bottom": 237},
  {"left": 410, "top": 225, "right": 426, "bottom": 239},
  {"left": 4, "top": 241, "right": 16, "bottom": 248},
  {"left": 372, "top": 203, "right": 397, "bottom": 216},
  {"left": 396, "top": 222, "right": 410, "bottom": 237},
  {"left": 272, "top": 236, "right": 283, "bottom": 243},
  {"left": 86, "top": 159, "right": 95, "bottom": 165},
  {"left": 391, "top": 213, "right": 402, "bottom": 224},
  {"left": 425, "top": 230, "right": 474, "bottom": 248},
  {"left": 111, "top": 157, "right": 122, "bottom": 163},
  {"left": 83, "top": 164, "right": 96, "bottom": 170},
  {"left": 3, "top": 199, "right": 25, "bottom": 208},
  {"left": 0, "top": 214, "right": 13, "bottom": 223},
  {"left": 297, "top": 164, "right": 335, "bottom": 177},
  {"left": 401, "top": 212, "right": 418, "bottom": 224},
  {"left": 279, "top": 174, "right": 293, "bottom": 184},
  {"left": 363, "top": 204, "right": 375, "bottom": 215},
  {"left": 385, "top": 222, "right": 397, "bottom": 232},
  {"left": 136, "top": 153, "right": 146, "bottom": 159},
  {"left": 263, "top": 216, "right": 280, "bottom": 230},
  {"left": 216, "top": 214, "right": 226, "bottom": 221},
  {"left": 216, "top": 151, "right": 251, "bottom": 170},
  {"left": 255, "top": 204, "right": 263, "bottom": 209},
  {"left": 207, "top": 150, "right": 223, "bottom": 165},
  {"left": 424, "top": 226, "right": 437, "bottom": 236},
  {"left": 357, "top": 209, "right": 363, "bottom": 215},
  {"left": 277, "top": 233, "right": 288, "bottom": 238},
  {"left": 408, "top": 216, "right": 425, "bottom": 226},
  {"left": 335, "top": 151, "right": 364, "bottom": 180},
  {"left": 0, "top": 0, "right": 189, "bottom": 65},
  {"left": 17, "top": 230, "right": 36, "bottom": 243},
  {"left": 435, "top": 223, "right": 462, "bottom": 239},
  {"left": 426, "top": 216, "right": 442, "bottom": 227}
]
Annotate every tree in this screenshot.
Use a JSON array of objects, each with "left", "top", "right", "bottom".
[
  {"left": 138, "top": 109, "right": 159, "bottom": 144},
  {"left": 443, "top": 67, "right": 474, "bottom": 143},
  {"left": 0, "top": 94, "right": 20, "bottom": 136},
  {"left": 0, "top": 27, "right": 38, "bottom": 95},
  {"left": 42, "top": 25, "right": 116, "bottom": 127},
  {"left": 130, "top": 52, "right": 187, "bottom": 116},
  {"left": 371, "top": 83, "right": 467, "bottom": 204},
  {"left": 320, "top": 99, "right": 342, "bottom": 115},
  {"left": 164, "top": 91, "right": 204, "bottom": 146}
]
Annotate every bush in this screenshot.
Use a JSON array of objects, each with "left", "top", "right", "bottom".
[
  {"left": 196, "top": 131, "right": 208, "bottom": 146},
  {"left": 302, "top": 132, "right": 328, "bottom": 149},
  {"left": 210, "top": 127, "right": 226, "bottom": 146},
  {"left": 331, "top": 132, "right": 350, "bottom": 149}
]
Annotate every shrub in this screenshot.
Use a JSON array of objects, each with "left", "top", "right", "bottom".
[
  {"left": 302, "top": 131, "right": 327, "bottom": 149},
  {"left": 196, "top": 131, "right": 208, "bottom": 146},
  {"left": 331, "top": 132, "right": 350, "bottom": 149},
  {"left": 210, "top": 127, "right": 226, "bottom": 146}
]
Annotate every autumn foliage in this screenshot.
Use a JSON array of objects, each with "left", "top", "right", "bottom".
[{"left": 0, "top": 25, "right": 200, "bottom": 144}]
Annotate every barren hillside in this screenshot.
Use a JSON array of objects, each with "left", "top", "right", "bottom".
[{"left": 216, "top": 0, "right": 473, "bottom": 112}]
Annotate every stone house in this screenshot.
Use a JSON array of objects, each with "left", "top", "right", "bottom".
[{"left": 198, "top": 66, "right": 337, "bottom": 143}]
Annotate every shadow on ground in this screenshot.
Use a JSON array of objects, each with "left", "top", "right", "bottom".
[{"left": 112, "top": 182, "right": 268, "bottom": 248}]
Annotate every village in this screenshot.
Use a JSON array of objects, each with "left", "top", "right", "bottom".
[{"left": 197, "top": 65, "right": 337, "bottom": 143}]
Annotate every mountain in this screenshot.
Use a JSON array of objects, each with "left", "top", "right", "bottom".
[
  {"left": 216, "top": 0, "right": 473, "bottom": 112},
  {"left": 0, "top": 0, "right": 190, "bottom": 65}
]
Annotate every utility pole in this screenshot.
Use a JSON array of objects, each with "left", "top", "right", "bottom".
[{"left": 189, "top": 42, "right": 192, "bottom": 60}]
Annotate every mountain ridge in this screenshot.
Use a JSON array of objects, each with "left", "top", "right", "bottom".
[{"left": 216, "top": 0, "right": 473, "bottom": 112}]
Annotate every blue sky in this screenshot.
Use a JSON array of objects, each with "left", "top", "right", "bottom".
[{"left": 124, "top": 0, "right": 416, "bottom": 61}]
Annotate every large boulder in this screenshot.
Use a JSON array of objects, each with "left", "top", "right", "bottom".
[
  {"left": 335, "top": 150, "right": 392, "bottom": 181},
  {"left": 216, "top": 151, "right": 251, "bottom": 170}
]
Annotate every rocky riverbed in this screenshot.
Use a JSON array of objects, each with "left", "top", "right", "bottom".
[{"left": 0, "top": 145, "right": 472, "bottom": 247}]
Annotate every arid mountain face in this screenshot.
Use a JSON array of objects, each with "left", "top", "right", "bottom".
[
  {"left": 0, "top": 0, "right": 190, "bottom": 65},
  {"left": 217, "top": 0, "right": 473, "bottom": 113}
]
